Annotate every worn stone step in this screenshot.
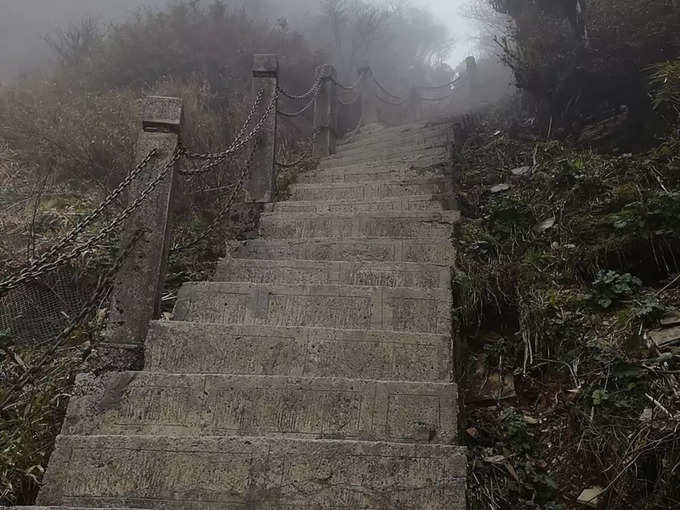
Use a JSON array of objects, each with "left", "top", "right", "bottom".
[
  {"left": 173, "top": 282, "right": 452, "bottom": 334},
  {"left": 318, "top": 146, "right": 448, "bottom": 170},
  {"left": 332, "top": 137, "right": 449, "bottom": 160},
  {"left": 318, "top": 148, "right": 448, "bottom": 171},
  {"left": 271, "top": 194, "right": 454, "bottom": 214},
  {"left": 228, "top": 237, "right": 456, "bottom": 265},
  {"left": 298, "top": 164, "right": 446, "bottom": 185},
  {"left": 38, "top": 435, "right": 467, "bottom": 509},
  {"left": 63, "top": 372, "right": 458, "bottom": 444},
  {"left": 259, "top": 210, "right": 459, "bottom": 240},
  {"left": 146, "top": 321, "right": 452, "bottom": 382},
  {"left": 214, "top": 258, "right": 451, "bottom": 289},
  {"left": 288, "top": 177, "right": 453, "bottom": 202},
  {"left": 337, "top": 122, "right": 450, "bottom": 150}
]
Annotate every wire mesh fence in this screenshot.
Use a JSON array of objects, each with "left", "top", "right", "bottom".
[{"left": 0, "top": 265, "right": 85, "bottom": 346}]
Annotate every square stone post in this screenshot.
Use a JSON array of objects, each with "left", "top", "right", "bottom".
[
  {"left": 359, "top": 66, "right": 379, "bottom": 126},
  {"left": 247, "top": 54, "right": 279, "bottom": 203},
  {"left": 104, "top": 96, "right": 183, "bottom": 353},
  {"left": 313, "top": 64, "right": 338, "bottom": 157}
]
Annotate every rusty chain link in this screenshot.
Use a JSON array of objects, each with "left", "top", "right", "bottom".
[
  {"left": 275, "top": 128, "right": 321, "bottom": 168},
  {"left": 0, "top": 147, "right": 184, "bottom": 295},
  {"left": 171, "top": 138, "right": 259, "bottom": 253},
  {"left": 182, "top": 89, "right": 276, "bottom": 162},
  {"left": 277, "top": 80, "right": 323, "bottom": 118},
  {"left": 18, "top": 149, "right": 159, "bottom": 274}
]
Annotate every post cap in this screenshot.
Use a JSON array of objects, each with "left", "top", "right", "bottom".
[
  {"left": 253, "top": 54, "right": 279, "bottom": 77},
  {"left": 142, "top": 96, "right": 183, "bottom": 134}
]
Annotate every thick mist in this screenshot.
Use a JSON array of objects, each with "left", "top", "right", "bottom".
[{"left": 0, "top": 0, "right": 486, "bottom": 82}]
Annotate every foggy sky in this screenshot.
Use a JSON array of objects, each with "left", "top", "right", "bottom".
[{"left": 0, "top": 0, "right": 479, "bottom": 82}]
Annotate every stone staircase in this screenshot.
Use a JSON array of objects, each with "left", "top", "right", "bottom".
[{"left": 31, "top": 121, "right": 467, "bottom": 509}]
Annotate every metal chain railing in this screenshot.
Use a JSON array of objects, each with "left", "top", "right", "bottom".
[
  {"left": 277, "top": 67, "right": 325, "bottom": 101},
  {"left": 182, "top": 89, "right": 267, "bottom": 161},
  {"left": 0, "top": 147, "right": 185, "bottom": 295},
  {"left": 171, "top": 139, "right": 259, "bottom": 253},
  {"left": 275, "top": 128, "right": 321, "bottom": 168},
  {"left": 277, "top": 80, "right": 323, "bottom": 118},
  {"left": 0, "top": 228, "right": 144, "bottom": 409}
]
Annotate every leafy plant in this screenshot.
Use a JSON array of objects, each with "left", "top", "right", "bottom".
[{"left": 590, "top": 270, "right": 642, "bottom": 309}]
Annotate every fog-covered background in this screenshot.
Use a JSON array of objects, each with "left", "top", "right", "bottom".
[{"left": 0, "top": 0, "right": 482, "bottom": 82}]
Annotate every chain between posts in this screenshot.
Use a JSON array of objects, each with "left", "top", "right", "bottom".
[
  {"left": 4, "top": 149, "right": 158, "bottom": 278},
  {"left": 179, "top": 90, "right": 277, "bottom": 175},
  {"left": 182, "top": 89, "right": 266, "bottom": 161},
  {"left": 277, "top": 80, "right": 323, "bottom": 118},
  {"left": 0, "top": 228, "right": 145, "bottom": 410},
  {"left": 171, "top": 139, "right": 259, "bottom": 253},
  {"left": 275, "top": 128, "right": 321, "bottom": 168},
  {"left": 0, "top": 147, "right": 185, "bottom": 295}
]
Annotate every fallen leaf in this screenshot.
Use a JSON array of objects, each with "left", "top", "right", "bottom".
[
  {"left": 484, "top": 455, "right": 507, "bottom": 464},
  {"left": 534, "top": 216, "right": 556, "bottom": 233},
  {"left": 490, "top": 183, "right": 511, "bottom": 193},
  {"left": 577, "top": 486, "right": 605, "bottom": 508},
  {"left": 511, "top": 165, "right": 532, "bottom": 176}
]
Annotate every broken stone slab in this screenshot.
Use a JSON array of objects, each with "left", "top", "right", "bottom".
[
  {"left": 62, "top": 372, "right": 459, "bottom": 444},
  {"left": 258, "top": 210, "right": 460, "bottom": 240},
  {"left": 214, "top": 258, "right": 452, "bottom": 289},
  {"left": 647, "top": 326, "right": 680, "bottom": 348},
  {"left": 660, "top": 311, "right": 680, "bottom": 327},
  {"left": 145, "top": 321, "right": 453, "bottom": 382},
  {"left": 173, "top": 282, "right": 453, "bottom": 335},
  {"left": 288, "top": 177, "right": 453, "bottom": 202},
  {"left": 577, "top": 486, "right": 606, "bottom": 508},
  {"left": 37, "top": 435, "right": 467, "bottom": 509},
  {"left": 229, "top": 237, "right": 457, "bottom": 265}
]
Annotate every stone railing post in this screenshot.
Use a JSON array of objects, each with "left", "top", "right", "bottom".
[
  {"left": 359, "top": 66, "right": 379, "bottom": 126},
  {"left": 313, "top": 64, "right": 337, "bottom": 157},
  {"left": 248, "top": 54, "right": 279, "bottom": 203},
  {"left": 104, "top": 96, "right": 183, "bottom": 359}
]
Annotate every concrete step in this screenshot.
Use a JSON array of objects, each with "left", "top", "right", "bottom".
[
  {"left": 63, "top": 372, "right": 458, "bottom": 444},
  {"left": 146, "top": 321, "right": 452, "bottom": 382},
  {"left": 297, "top": 164, "right": 446, "bottom": 185},
  {"left": 259, "top": 210, "right": 460, "bottom": 240},
  {"left": 317, "top": 146, "right": 448, "bottom": 170},
  {"left": 337, "top": 122, "right": 451, "bottom": 151},
  {"left": 173, "top": 282, "right": 452, "bottom": 334},
  {"left": 228, "top": 237, "right": 456, "bottom": 265},
  {"left": 288, "top": 177, "right": 453, "bottom": 202},
  {"left": 38, "top": 435, "right": 467, "bottom": 509},
  {"left": 332, "top": 137, "right": 449, "bottom": 161},
  {"left": 214, "top": 258, "right": 451, "bottom": 289},
  {"left": 271, "top": 194, "right": 454, "bottom": 214}
]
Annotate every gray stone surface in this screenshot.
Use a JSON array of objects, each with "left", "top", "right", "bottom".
[
  {"left": 229, "top": 237, "right": 457, "bottom": 265},
  {"left": 146, "top": 321, "right": 453, "bottom": 382},
  {"left": 271, "top": 194, "right": 453, "bottom": 213},
  {"left": 63, "top": 372, "right": 458, "bottom": 443},
  {"left": 173, "top": 282, "right": 452, "bottom": 334},
  {"left": 33, "top": 120, "right": 466, "bottom": 510},
  {"left": 215, "top": 258, "right": 451, "bottom": 289},
  {"left": 106, "top": 96, "right": 182, "bottom": 348},
  {"left": 259, "top": 211, "right": 459, "bottom": 240},
  {"left": 248, "top": 54, "right": 278, "bottom": 203},
  {"left": 288, "top": 177, "right": 453, "bottom": 202},
  {"left": 38, "top": 435, "right": 466, "bottom": 509},
  {"left": 316, "top": 146, "right": 448, "bottom": 170},
  {"left": 298, "top": 165, "right": 447, "bottom": 185}
]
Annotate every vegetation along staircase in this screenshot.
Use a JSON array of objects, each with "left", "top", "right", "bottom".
[{"left": 24, "top": 56, "right": 468, "bottom": 509}]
